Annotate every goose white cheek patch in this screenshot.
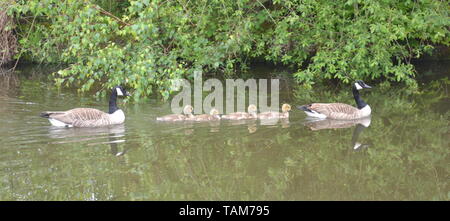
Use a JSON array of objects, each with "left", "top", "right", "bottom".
[
  {"left": 116, "top": 88, "right": 124, "bottom": 96},
  {"left": 355, "top": 83, "right": 363, "bottom": 90}
]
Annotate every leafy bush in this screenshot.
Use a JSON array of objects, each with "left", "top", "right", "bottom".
[{"left": 7, "top": 0, "right": 450, "bottom": 99}]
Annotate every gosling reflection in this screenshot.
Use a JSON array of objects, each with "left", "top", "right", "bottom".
[
  {"left": 247, "top": 122, "right": 257, "bottom": 133},
  {"left": 223, "top": 118, "right": 258, "bottom": 133},
  {"left": 304, "top": 117, "right": 371, "bottom": 150},
  {"left": 183, "top": 119, "right": 221, "bottom": 133},
  {"left": 207, "top": 120, "right": 221, "bottom": 133},
  {"left": 280, "top": 118, "right": 290, "bottom": 128},
  {"left": 259, "top": 117, "right": 290, "bottom": 128}
]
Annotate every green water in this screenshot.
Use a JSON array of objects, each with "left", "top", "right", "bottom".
[{"left": 0, "top": 63, "right": 448, "bottom": 201}]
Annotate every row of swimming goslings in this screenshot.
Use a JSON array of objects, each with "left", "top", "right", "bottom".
[{"left": 156, "top": 104, "right": 292, "bottom": 122}]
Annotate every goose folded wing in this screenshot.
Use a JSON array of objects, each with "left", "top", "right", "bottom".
[
  {"left": 49, "top": 108, "right": 108, "bottom": 125},
  {"left": 310, "top": 103, "right": 359, "bottom": 118}
]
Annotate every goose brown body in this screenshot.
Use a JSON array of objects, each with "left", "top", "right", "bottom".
[
  {"left": 40, "top": 86, "right": 130, "bottom": 127},
  {"left": 41, "top": 108, "right": 124, "bottom": 127},
  {"left": 303, "top": 103, "right": 370, "bottom": 120}
]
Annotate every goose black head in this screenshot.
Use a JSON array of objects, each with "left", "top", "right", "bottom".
[
  {"left": 109, "top": 86, "right": 131, "bottom": 114},
  {"left": 354, "top": 80, "right": 372, "bottom": 90},
  {"left": 113, "top": 86, "right": 131, "bottom": 97}
]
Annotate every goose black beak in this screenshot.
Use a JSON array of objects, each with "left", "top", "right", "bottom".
[
  {"left": 125, "top": 91, "right": 132, "bottom": 96},
  {"left": 363, "top": 84, "right": 372, "bottom": 89}
]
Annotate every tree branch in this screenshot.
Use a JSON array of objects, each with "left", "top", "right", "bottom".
[{"left": 92, "top": 5, "right": 131, "bottom": 27}]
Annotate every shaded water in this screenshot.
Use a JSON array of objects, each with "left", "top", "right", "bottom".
[{"left": 0, "top": 63, "right": 448, "bottom": 200}]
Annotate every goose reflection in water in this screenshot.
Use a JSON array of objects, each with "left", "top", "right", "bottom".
[
  {"left": 304, "top": 116, "right": 371, "bottom": 151},
  {"left": 47, "top": 124, "right": 128, "bottom": 156}
]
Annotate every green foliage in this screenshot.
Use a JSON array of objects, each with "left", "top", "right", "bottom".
[{"left": 7, "top": 0, "right": 450, "bottom": 99}]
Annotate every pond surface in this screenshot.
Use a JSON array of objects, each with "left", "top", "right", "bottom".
[{"left": 0, "top": 63, "right": 448, "bottom": 200}]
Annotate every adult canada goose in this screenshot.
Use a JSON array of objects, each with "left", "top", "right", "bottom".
[
  {"left": 258, "top": 104, "right": 291, "bottom": 120},
  {"left": 297, "top": 80, "right": 372, "bottom": 120},
  {"left": 40, "top": 86, "right": 131, "bottom": 127},
  {"left": 222, "top": 104, "right": 257, "bottom": 120},
  {"left": 156, "top": 105, "right": 194, "bottom": 121},
  {"left": 186, "top": 108, "right": 221, "bottom": 121}
]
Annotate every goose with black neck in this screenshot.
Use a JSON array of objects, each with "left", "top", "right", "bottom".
[
  {"left": 40, "top": 86, "right": 131, "bottom": 127},
  {"left": 297, "top": 80, "right": 372, "bottom": 120}
]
